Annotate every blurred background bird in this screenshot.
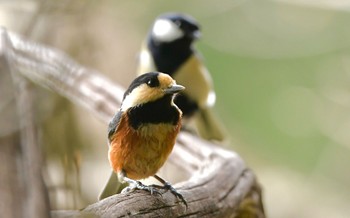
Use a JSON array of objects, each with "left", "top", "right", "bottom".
[{"left": 137, "top": 12, "right": 226, "bottom": 142}]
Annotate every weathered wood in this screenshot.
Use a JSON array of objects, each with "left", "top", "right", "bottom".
[
  {"left": 1, "top": 27, "right": 265, "bottom": 217},
  {"left": 5, "top": 27, "right": 124, "bottom": 123},
  {"left": 12, "top": 76, "right": 51, "bottom": 218},
  {"left": 0, "top": 135, "right": 23, "bottom": 218},
  {"left": 1, "top": 27, "right": 51, "bottom": 218},
  {"left": 0, "top": 28, "right": 25, "bottom": 218}
]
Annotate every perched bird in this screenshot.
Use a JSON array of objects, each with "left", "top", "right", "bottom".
[
  {"left": 137, "top": 13, "right": 225, "bottom": 141},
  {"left": 100, "top": 72, "right": 186, "bottom": 205}
]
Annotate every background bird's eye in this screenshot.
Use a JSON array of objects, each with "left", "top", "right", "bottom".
[
  {"left": 147, "top": 77, "right": 159, "bottom": 87},
  {"left": 174, "top": 20, "right": 182, "bottom": 27}
]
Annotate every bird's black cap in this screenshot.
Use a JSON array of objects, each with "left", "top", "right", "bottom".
[{"left": 123, "top": 72, "right": 160, "bottom": 99}]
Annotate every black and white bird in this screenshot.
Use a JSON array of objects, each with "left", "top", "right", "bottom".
[{"left": 137, "top": 13, "right": 225, "bottom": 141}]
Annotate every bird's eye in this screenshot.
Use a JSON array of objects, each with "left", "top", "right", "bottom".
[
  {"left": 147, "top": 77, "right": 159, "bottom": 87},
  {"left": 174, "top": 20, "right": 182, "bottom": 27}
]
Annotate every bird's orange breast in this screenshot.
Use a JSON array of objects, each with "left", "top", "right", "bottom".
[{"left": 108, "top": 113, "right": 181, "bottom": 180}]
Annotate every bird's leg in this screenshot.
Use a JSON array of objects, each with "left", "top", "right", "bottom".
[
  {"left": 118, "top": 170, "right": 160, "bottom": 195},
  {"left": 153, "top": 174, "right": 187, "bottom": 207}
]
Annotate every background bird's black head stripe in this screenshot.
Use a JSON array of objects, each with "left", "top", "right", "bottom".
[
  {"left": 159, "top": 13, "right": 200, "bottom": 37},
  {"left": 148, "top": 14, "right": 200, "bottom": 76},
  {"left": 148, "top": 38, "right": 193, "bottom": 76}
]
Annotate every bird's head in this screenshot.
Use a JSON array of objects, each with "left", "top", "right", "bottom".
[
  {"left": 121, "top": 72, "right": 185, "bottom": 111},
  {"left": 151, "top": 13, "right": 201, "bottom": 43}
]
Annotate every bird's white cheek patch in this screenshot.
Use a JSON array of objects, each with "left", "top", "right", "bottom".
[
  {"left": 121, "top": 94, "right": 137, "bottom": 112},
  {"left": 121, "top": 85, "right": 163, "bottom": 111},
  {"left": 152, "top": 19, "right": 184, "bottom": 42},
  {"left": 121, "top": 86, "right": 145, "bottom": 111}
]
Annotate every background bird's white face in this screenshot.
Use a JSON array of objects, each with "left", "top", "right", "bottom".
[{"left": 152, "top": 19, "right": 184, "bottom": 42}]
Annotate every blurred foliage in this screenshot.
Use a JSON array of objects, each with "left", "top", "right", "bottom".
[{"left": 1, "top": 0, "right": 350, "bottom": 217}]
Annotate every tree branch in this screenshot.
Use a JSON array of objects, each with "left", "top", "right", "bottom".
[
  {"left": 1, "top": 26, "right": 51, "bottom": 218},
  {"left": 1, "top": 27, "right": 265, "bottom": 218}
]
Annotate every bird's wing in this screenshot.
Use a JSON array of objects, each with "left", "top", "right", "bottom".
[
  {"left": 194, "top": 107, "right": 226, "bottom": 142},
  {"left": 108, "top": 111, "right": 122, "bottom": 142}
]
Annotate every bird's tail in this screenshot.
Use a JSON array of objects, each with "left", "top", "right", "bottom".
[
  {"left": 98, "top": 170, "right": 127, "bottom": 200},
  {"left": 194, "top": 108, "right": 226, "bottom": 142}
]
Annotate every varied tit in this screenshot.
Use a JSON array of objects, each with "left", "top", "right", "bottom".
[
  {"left": 137, "top": 13, "right": 226, "bottom": 141},
  {"left": 99, "top": 72, "right": 186, "bottom": 205}
]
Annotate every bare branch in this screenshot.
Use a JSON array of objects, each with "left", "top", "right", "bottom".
[{"left": 7, "top": 28, "right": 124, "bottom": 122}]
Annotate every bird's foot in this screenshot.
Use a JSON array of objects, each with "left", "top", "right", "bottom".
[
  {"left": 153, "top": 175, "right": 187, "bottom": 207},
  {"left": 121, "top": 180, "right": 161, "bottom": 196},
  {"left": 150, "top": 182, "right": 187, "bottom": 207},
  {"left": 161, "top": 182, "right": 187, "bottom": 207}
]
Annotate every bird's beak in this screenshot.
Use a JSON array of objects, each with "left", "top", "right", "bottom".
[{"left": 164, "top": 84, "right": 185, "bottom": 94}]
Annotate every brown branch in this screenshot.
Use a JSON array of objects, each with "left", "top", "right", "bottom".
[{"left": 1, "top": 27, "right": 265, "bottom": 217}]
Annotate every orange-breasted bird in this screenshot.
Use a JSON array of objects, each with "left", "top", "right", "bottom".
[
  {"left": 137, "top": 13, "right": 226, "bottom": 141},
  {"left": 101, "top": 72, "right": 186, "bottom": 204}
]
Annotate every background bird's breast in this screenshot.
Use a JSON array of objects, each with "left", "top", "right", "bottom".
[{"left": 173, "top": 55, "right": 213, "bottom": 108}]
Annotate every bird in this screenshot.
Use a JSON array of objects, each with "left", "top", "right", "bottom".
[
  {"left": 137, "top": 12, "right": 226, "bottom": 141},
  {"left": 99, "top": 72, "right": 186, "bottom": 205}
]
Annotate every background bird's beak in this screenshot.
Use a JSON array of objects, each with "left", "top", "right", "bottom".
[{"left": 165, "top": 84, "right": 185, "bottom": 94}]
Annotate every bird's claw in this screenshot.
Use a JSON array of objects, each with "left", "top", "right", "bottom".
[
  {"left": 122, "top": 178, "right": 187, "bottom": 207},
  {"left": 161, "top": 182, "right": 187, "bottom": 207},
  {"left": 122, "top": 181, "right": 161, "bottom": 196}
]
